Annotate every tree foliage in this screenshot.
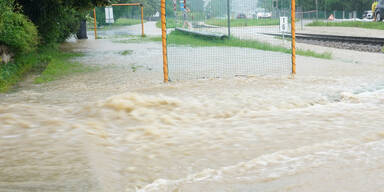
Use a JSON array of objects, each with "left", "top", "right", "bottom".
[
  {"left": 257, "top": 0, "right": 373, "bottom": 12},
  {"left": 14, "top": 0, "right": 111, "bottom": 44},
  {"left": 95, "top": 0, "right": 160, "bottom": 26},
  {"left": 297, "top": 0, "right": 372, "bottom": 12},
  {"left": 0, "top": 0, "right": 38, "bottom": 54}
]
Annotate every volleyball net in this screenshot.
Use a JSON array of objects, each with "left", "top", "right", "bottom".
[
  {"left": 161, "top": 0, "right": 296, "bottom": 81},
  {"left": 90, "top": 3, "right": 145, "bottom": 39}
]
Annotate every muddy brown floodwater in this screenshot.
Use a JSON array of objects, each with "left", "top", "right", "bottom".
[{"left": 1, "top": 22, "right": 384, "bottom": 192}]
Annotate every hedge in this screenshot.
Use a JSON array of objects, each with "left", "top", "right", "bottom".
[{"left": 0, "top": 0, "right": 38, "bottom": 54}]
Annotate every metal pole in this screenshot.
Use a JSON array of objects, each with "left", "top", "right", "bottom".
[
  {"left": 301, "top": 10, "right": 303, "bottom": 30},
  {"left": 161, "top": 0, "right": 169, "bottom": 82},
  {"left": 93, "top": 8, "right": 97, "bottom": 40},
  {"left": 291, "top": 0, "right": 296, "bottom": 75},
  {"left": 227, "top": 0, "right": 231, "bottom": 38},
  {"left": 316, "top": 0, "right": 318, "bottom": 20}
]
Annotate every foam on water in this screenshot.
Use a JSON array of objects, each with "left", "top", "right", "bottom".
[
  {"left": 1, "top": 22, "right": 384, "bottom": 192},
  {"left": 1, "top": 83, "right": 384, "bottom": 191},
  {"left": 138, "top": 136, "right": 384, "bottom": 192}
]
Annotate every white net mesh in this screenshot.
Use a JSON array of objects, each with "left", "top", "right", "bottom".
[
  {"left": 90, "top": 5, "right": 144, "bottom": 39},
  {"left": 166, "top": 0, "right": 293, "bottom": 80}
]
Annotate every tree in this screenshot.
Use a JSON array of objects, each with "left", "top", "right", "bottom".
[
  {"left": 0, "top": 0, "right": 38, "bottom": 54},
  {"left": 15, "top": 0, "right": 111, "bottom": 44}
]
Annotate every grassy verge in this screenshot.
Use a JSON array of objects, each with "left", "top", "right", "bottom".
[
  {"left": 206, "top": 18, "right": 279, "bottom": 27},
  {"left": 112, "top": 35, "right": 162, "bottom": 43},
  {"left": 119, "top": 50, "right": 133, "bottom": 55},
  {"left": 306, "top": 21, "right": 384, "bottom": 30},
  {"left": 168, "top": 31, "right": 332, "bottom": 59},
  {"left": 0, "top": 53, "right": 37, "bottom": 92},
  {"left": 156, "top": 18, "right": 279, "bottom": 28},
  {"left": 156, "top": 18, "right": 182, "bottom": 28},
  {"left": 113, "top": 18, "right": 144, "bottom": 26},
  {"left": 34, "top": 48, "right": 94, "bottom": 84},
  {"left": 0, "top": 47, "right": 93, "bottom": 92},
  {"left": 94, "top": 18, "right": 145, "bottom": 31}
]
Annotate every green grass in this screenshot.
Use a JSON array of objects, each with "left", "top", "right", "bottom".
[
  {"left": 131, "top": 64, "right": 144, "bottom": 72},
  {"left": 113, "top": 18, "right": 144, "bottom": 26},
  {"left": 94, "top": 18, "right": 145, "bottom": 31},
  {"left": 306, "top": 21, "right": 384, "bottom": 30},
  {"left": 168, "top": 31, "right": 332, "bottom": 59},
  {"left": 119, "top": 50, "right": 133, "bottom": 55},
  {"left": 34, "top": 49, "right": 94, "bottom": 84},
  {"left": 1, "top": 46, "right": 92, "bottom": 92},
  {"left": 112, "top": 35, "right": 162, "bottom": 43},
  {"left": 0, "top": 47, "right": 56, "bottom": 92},
  {"left": 156, "top": 18, "right": 182, "bottom": 28},
  {"left": 206, "top": 18, "right": 280, "bottom": 27},
  {"left": 296, "top": 49, "right": 332, "bottom": 59},
  {"left": 157, "top": 18, "right": 279, "bottom": 28},
  {"left": 0, "top": 54, "right": 36, "bottom": 92},
  {"left": 275, "top": 36, "right": 292, "bottom": 41}
]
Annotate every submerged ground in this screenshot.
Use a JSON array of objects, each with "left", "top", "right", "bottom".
[{"left": 0, "top": 22, "right": 384, "bottom": 192}]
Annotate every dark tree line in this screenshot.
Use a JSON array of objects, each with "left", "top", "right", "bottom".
[
  {"left": 259, "top": 0, "right": 374, "bottom": 12},
  {"left": 10, "top": 0, "right": 110, "bottom": 44},
  {"left": 95, "top": 0, "right": 160, "bottom": 26},
  {"left": 296, "top": 0, "right": 373, "bottom": 12}
]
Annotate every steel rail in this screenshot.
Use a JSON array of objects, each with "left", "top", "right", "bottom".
[
  {"left": 263, "top": 33, "right": 384, "bottom": 45},
  {"left": 295, "top": 33, "right": 384, "bottom": 45}
]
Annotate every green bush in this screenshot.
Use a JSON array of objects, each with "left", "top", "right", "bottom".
[
  {"left": 16, "top": 1, "right": 89, "bottom": 44},
  {"left": 0, "top": 0, "right": 38, "bottom": 54},
  {"left": 25, "top": 6, "right": 82, "bottom": 44}
]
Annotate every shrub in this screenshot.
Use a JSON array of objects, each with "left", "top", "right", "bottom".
[
  {"left": 21, "top": 4, "right": 82, "bottom": 44},
  {"left": 0, "top": 0, "right": 38, "bottom": 54},
  {"left": 17, "top": 0, "right": 109, "bottom": 44}
]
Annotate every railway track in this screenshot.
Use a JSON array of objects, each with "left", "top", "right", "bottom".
[
  {"left": 265, "top": 33, "right": 384, "bottom": 45},
  {"left": 264, "top": 33, "right": 384, "bottom": 52},
  {"left": 295, "top": 33, "right": 384, "bottom": 46}
]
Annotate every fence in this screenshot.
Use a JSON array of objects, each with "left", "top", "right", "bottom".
[
  {"left": 295, "top": 9, "right": 365, "bottom": 30},
  {"left": 161, "top": 0, "right": 296, "bottom": 82}
]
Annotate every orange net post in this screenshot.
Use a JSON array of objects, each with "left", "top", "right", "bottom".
[
  {"left": 141, "top": 5, "right": 145, "bottom": 37},
  {"left": 93, "top": 3, "right": 145, "bottom": 39},
  {"left": 291, "top": 0, "right": 296, "bottom": 75},
  {"left": 93, "top": 8, "right": 97, "bottom": 40},
  {"left": 161, "top": 0, "right": 169, "bottom": 82}
]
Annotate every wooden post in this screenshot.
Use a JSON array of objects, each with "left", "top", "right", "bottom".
[
  {"left": 291, "top": 0, "right": 296, "bottom": 74},
  {"left": 161, "top": 0, "right": 169, "bottom": 82},
  {"left": 111, "top": 3, "right": 145, "bottom": 37}
]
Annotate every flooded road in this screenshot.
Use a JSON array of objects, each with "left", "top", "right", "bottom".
[{"left": 1, "top": 22, "right": 384, "bottom": 192}]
